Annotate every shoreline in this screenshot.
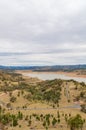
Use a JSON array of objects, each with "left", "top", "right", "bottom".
[{"left": 16, "top": 70, "right": 86, "bottom": 79}]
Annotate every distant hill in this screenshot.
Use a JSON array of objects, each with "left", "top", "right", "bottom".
[{"left": 0, "top": 65, "right": 86, "bottom": 71}]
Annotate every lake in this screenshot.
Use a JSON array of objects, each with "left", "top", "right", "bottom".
[{"left": 23, "top": 72, "right": 86, "bottom": 83}]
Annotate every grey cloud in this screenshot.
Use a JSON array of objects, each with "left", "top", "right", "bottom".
[{"left": 0, "top": 0, "right": 86, "bottom": 65}]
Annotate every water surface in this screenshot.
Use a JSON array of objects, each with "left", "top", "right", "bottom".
[{"left": 24, "top": 72, "right": 86, "bottom": 83}]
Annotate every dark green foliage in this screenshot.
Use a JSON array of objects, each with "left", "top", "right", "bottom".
[
  {"left": 10, "top": 96, "right": 16, "bottom": 102},
  {"left": 17, "top": 111, "right": 23, "bottom": 120},
  {"left": 68, "top": 114, "right": 85, "bottom": 130},
  {"left": 52, "top": 117, "right": 57, "bottom": 126},
  {"left": 28, "top": 79, "right": 62, "bottom": 104},
  {"left": 25, "top": 115, "right": 28, "bottom": 121},
  {"left": 13, "top": 118, "right": 18, "bottom": 126},
  {"left": 28, "top": 120, "right": 32, "bottom": 126},
  {"left": 81, "top": 104, "right": 86, "bottom": 113},
  {"left": 36, "top": 115, "right": 40, "bottom": 121},
  {"left": 0, "top": 109, "right": 23, "bottom": 127},
  {"left": 57, "top": 111, "right": 60, "bottom": 118}
]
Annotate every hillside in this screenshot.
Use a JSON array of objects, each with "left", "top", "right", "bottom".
[
  {"left": 0, "top": 70, "right": 86, "bottom": 130},
  {"left": 1, "top": 65, "right": 86, "bottom": 72}
]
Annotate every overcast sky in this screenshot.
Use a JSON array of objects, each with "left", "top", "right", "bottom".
[{"left": 0, "top": 0, "right": 86, "bottom": 66}]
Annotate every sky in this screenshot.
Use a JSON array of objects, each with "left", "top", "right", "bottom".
[{"left": 0, "top": 0, "right": 86, "bottom": 66}]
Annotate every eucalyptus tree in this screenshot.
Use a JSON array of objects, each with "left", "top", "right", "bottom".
[{"left": 68, "top": 114, "right": 85, "bottom": 130}]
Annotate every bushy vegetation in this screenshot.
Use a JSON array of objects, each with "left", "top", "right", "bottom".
[
  {"left": 27, "top": 79, "right": 62, "bottom": 104},
  {"left": 0, "top": 106, "right": 23, "bottom": 127},
  {"left": 68, "top": 114, "right": 85, "bottom": 130}
]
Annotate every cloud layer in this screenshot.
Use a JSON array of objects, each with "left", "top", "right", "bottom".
[{"left": 0, "top": 0, "right": 86, "bottom": 65}]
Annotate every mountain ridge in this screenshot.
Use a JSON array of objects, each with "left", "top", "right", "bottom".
[{"left": 0, "top": 64, "right": 86, "bottom": 71}]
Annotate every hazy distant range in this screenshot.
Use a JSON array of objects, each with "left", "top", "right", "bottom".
[{"left": 0, "top": 65, "right": 86, "bottom": 71}]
